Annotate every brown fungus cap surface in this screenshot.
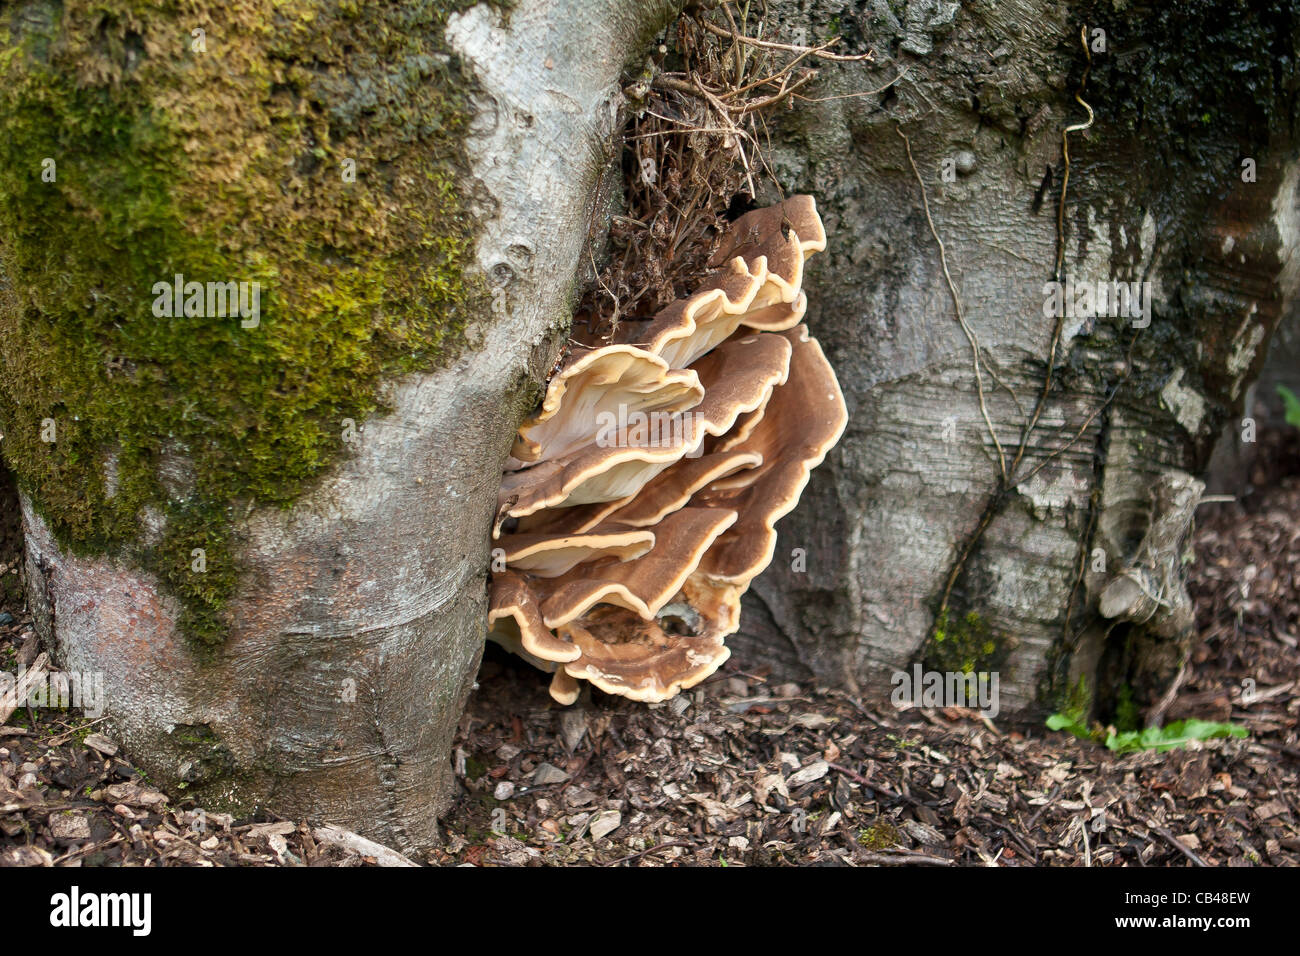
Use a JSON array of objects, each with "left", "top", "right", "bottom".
[{"left": 488, "top": 196, "right": 846, "bottom": 704}]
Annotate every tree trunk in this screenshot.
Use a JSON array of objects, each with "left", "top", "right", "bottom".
[
  {"left": 2, "top": 0, "right": 676, "bottom": 853},
  {"left": 726, "top": 0, "right": 1300, "bottom": 723}
]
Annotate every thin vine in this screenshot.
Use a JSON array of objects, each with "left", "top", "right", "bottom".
[{"left": 914, "top": 23, "right": 1115, "bottom": 635}]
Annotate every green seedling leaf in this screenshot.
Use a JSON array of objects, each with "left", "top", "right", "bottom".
[
  {"left": 1278, "top": 384, "right": 1300, "bottom": 428},
  {"left": 1105, "top": 718, "right": 1248, "bottom": 754},
  {"left": 1049, "top": 711, "right": 1247, "bottom": 752},
  {"left": 1045, "top": 711, "right": 1103, "bottom": 743}
]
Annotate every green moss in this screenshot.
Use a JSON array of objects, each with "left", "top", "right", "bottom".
[
  {"left": 1114, "top": 681, "right": 1140, "bottom": 732},
  {"left": 857, "top": 822, "right": 899, "bottom": 850},
  {"left": 171, "top": 723, "right": 216, "bottom": 747},
  {"left": 169, "top": 722, "right": 235, "bottom": 785},
  {"left": 1054, "top": 674, "right": 1093, "bottom": 730},
  {"left": 0, "top": 1, "right": 493, "bottom": 642},
  {"left": 464, "top": 755, "right": 487, "bottom": 781},
  {"left": 924, "top": 609, "right": 1003, "bottom": 674},
  {"left": 69, "top": 720, "right": 97, "bottom": 747}
]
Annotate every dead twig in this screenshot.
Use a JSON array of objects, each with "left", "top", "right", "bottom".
[
  {"left": 698, "top": 19, "right": 874, "bottom": 62},
  {"left": 52, "top": 833, "right": 125, "bottom": 866},
  {"left": 1152, "top": 825, "right": 1208, "bottom": 867},
  {"left": 896, "top": 127, "right": 1007, "bottom": 485},
  {"left": 827, "top": 761, "right": 924, "bottom": 807},
  {"left": 312, "top": 824, "right": 420, "bottom": 867},
  {"left": 577, "top": 2, "right": 878, "bottom": 340},
  {"left": 859, "top": 849, "right": 954, "bottom": 866},
  {"left": 1025, "top": 784, "right": 1062, "bottom": 829},
  {"left": 797, "top": 68, "right": 909, "bottom": 103},
  {"left": 603, "top": 840, "right": 692, "bottom": 866},
  {"left": 973, "top": 813, "right": 1039, "bottom": 862}
]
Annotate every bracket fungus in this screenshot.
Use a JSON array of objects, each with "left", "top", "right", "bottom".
[{"left": 489, "top": 196, "right": 847, "bottom": 704}]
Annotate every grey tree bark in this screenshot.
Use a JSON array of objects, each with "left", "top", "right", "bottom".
[
  {"left": 15, "top": 0, "right": 677, "bottom": 853},
  {"left": 727, "top": 0, "right": 1300, "bottom": 723}
]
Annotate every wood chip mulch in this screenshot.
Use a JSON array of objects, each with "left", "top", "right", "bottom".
[{"left": 0, "top": 471, "right": 1296, "bottom": 867}]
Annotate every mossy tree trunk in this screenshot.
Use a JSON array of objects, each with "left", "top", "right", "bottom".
[
  {"left": 729, "top": 0, "right": 1300, "bottom": 725},
  {"left": 2, "top": 0, "right": 677, "bottom": 852}
]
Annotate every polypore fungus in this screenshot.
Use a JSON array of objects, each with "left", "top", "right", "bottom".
[{"left": 489, "top": 195, "right": 847, "bottom": 704}]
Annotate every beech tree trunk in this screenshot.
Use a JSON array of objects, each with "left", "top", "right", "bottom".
[
  {"left": 725, "top": 0, "right": 1300, "bottom": 724},
  {"left": 4, "top": 0, "right": 677, "bottom": 852},
  {"left": 3, "top": 0, "right": 1297, "bottom": 853}
]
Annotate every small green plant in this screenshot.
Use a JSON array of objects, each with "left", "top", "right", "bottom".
[
  {"left": 1277, "top": 384, "right": 1300, "bottom": 428},
  {"left": 1104, "top": 719, "right": 1248, "bottom": 753},
  {"left": 1047, "top": 713, "right": 1247, "bottom": 752},
  {"left": 1046, "top": 676, "right": 1095, "bottom": 740},
  {"left": 1045, "top": 709, "right": 1097, "bottom": 741}
]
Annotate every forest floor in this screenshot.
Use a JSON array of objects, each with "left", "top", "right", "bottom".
[{"left": 0, "top": 441, "right": 1297, "bottom": 867}]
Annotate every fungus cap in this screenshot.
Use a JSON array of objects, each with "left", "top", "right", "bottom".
[{"left": 487, "top": 196, "right": 845, "bottom": 704}]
